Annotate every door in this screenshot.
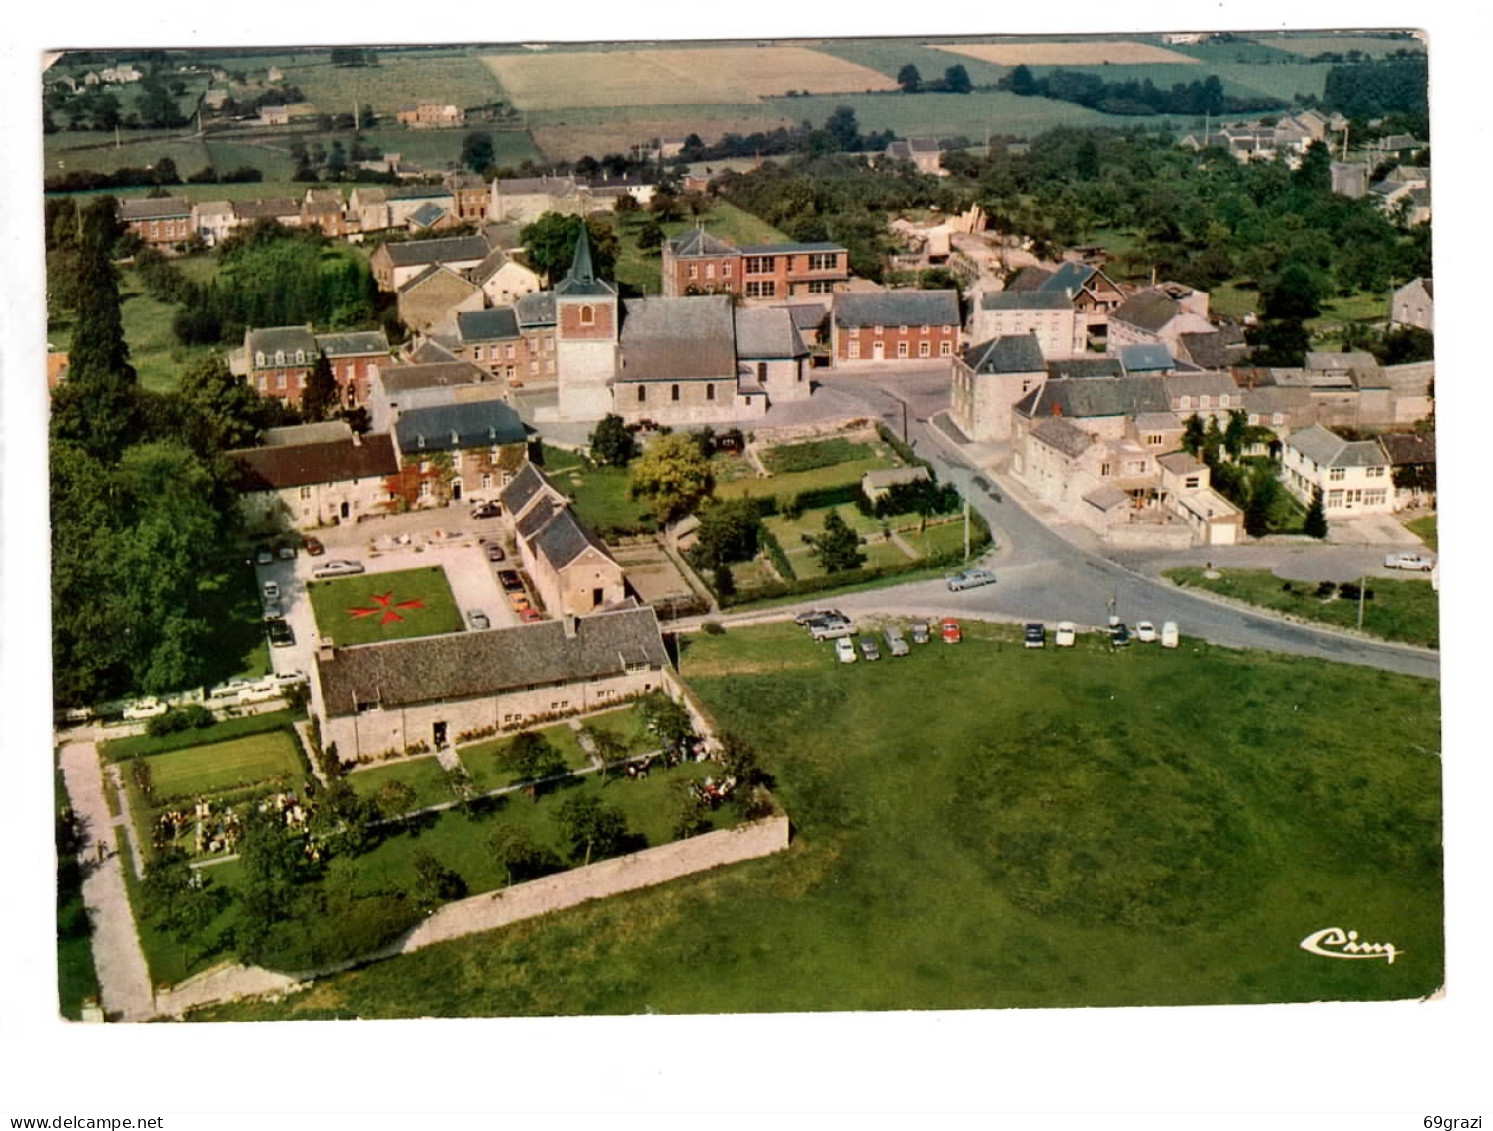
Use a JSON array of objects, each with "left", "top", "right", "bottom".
[
  {"left": 433, "top": 721, "right": 448, "bottom": 749},
  {"left": 872, "top": 340, "right": 884, "bottom": 361},
  {"left": 452, "top": 480, "right": 463, "bottom": 502},
  {"left": 340, "top": 500, "right": 350, "bottom": 520}
]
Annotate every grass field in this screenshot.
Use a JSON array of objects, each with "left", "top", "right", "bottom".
[
  {"left": 764, "top": 89, "right": 1130, "bottom": 142},
  {"left": 715, "top": 452, "right": 900, "bottom": 504},
  {"left": 146, "top": 730, "right": 305, "bottom": 802},
  {"left": 272, "top": 50, "right": 507, "bottom": 115},
  {"left": 196, "top": 621, "right": 1442, "bottom": 1018},
  {"left": 102, "top": 709, "right": 303, "bottom": 762},
  {"left": 460, "top": 721, "right": 595, "bottom": 794},
  {"left": 482, "top": 46, "right": 897, "bottom": 111},
  {"left": 348, "top": 755, "right": 458, "bottom": 814},
  {"left": 1165, "top": 567, "right": 1440, "bottom": 649},
  {"left": 1260, "top": 34, "right": 1425, "bottom": 58},
  {"left": 307, "top": 566, "right": 463, "bottom": 647},
  {"left": 612, "top": 201, "right": 789, "bottom": 295},
  {"left": 1405, "top": 514, "right": 1437, "bottom": 550},
  {"left": 932, "top": 40, "right": 1201, "bottom": 66},
  {"left": 810, "top": 39, "right": 1011, "bottom": 87}
]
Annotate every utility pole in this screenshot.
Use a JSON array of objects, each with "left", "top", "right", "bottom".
[
  {"left": 963, "top": 496, "right": 970, "bottom": 561},
  {"left": 1357, "top": 574, "right": 1367, "bottom": 631}
]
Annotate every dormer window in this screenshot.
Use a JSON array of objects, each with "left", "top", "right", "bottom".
[
  {"left": 255, "top": 352, "right": 266, "bottom": 367},
  {"left": 295, "top": 350, "right": 306, "bottom": 365},
  {"left": 275, "top": 350, "right": 285, "bottom": 365}
]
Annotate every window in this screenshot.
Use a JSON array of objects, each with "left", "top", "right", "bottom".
[
  {"left": 1178, "top": 396, "right": 1191, "bottom": 410},
  {"left": 807, "top": 252, "right": 838, "bottom": 271},
  {"left": 255, "top": 352, "right": 266, "bottom": 367},
  {"left": 418, "top": 480, "right": 432, "bottom": 499},
  {"left": 295, "top": 350, "right": 305, "bottom": 365},
  {"left": 1146, "top": 434, "right": 1163, "bottom": 446},
  {"left": 1185, "top": 475, "right": 1200, "bottom": 489},
  {"left": 807, "top": 279, "right": 836, "bottom": 294},
  {"left": 1365, "top": 489, "right": 1387, "bottom": 506},
  {"left": 580, "top": 305, "right": 594, "bottom": 326},
  {"left": 939, "top": 342, "right": 952, "bottom": 357},
  {"left": 706, "top": 264, "right": 715, "bottom": 280},
  {"left": 919, "top": 341, "right": 931, "bottom": 358},
  {"left": 1100, "top": 462, "right": 1112, "bottom": 477},
  {"left": 637, "top": 385, "right": 646, "bottom": 403},
  {"left": 506, "top": 344, "right": 515, "bottom": 360},
  {"left": 688, "top": 265, "right": 698, "bottom": 279},
  {"left": 489, "top": 344, "right": 500, "bottom": 361},
  {"left": 276, "top": 373, "right": 287, "bottom": 390},
  {"left": 1272, "top": 413, "right": 1284, "bottom": 426},
  {"left": 1367, "top": 466, "right": 1386, "bottom": 478},
  {"left": 671, "top": 384, "right": 680, "bottom": 402},
  {"left": 1329, "top": 467, "right": 1346, "bottom": 482},
  {"left": 897, "top": 342, "right": 909, "bottom": 358},
  {"left": 1199, "top": 396, "right": 1211, "bottom": 409},
  {"left": 757, "top": 362, "right": 767, "bottom": 382},
  {"left": 744, "top": 256, "right": 774, "bottom": 274},
  {"left": 898, "top": 324, "right": 908, "bottom": 333},
  {"left": 874, "top": 324, "right": 884, "bottom": 336},
  {"left": 848, "top": 341, "right": 860, "bottom": 360},
  {"left": 706, "top": 384, "right": 715, "bottom": 401},
  {"left": 480, "top": 473, "right": 493, "bottom": 489},
  {"left": 299, "top": 486, "right": 312, "bottom": 500},
  {"left": 722, "top": 263, "right": 732, "bottom": 278},
  {"left": 1327, "top": 490, "right": 1344, "bottom": 507},
  {"left": 745, "top": 281, "right": 776, "bottom": 298}
]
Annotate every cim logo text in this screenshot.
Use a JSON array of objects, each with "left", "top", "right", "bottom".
[{"left": 1300, "top": 927, "right": 1402, "bottom": 965}]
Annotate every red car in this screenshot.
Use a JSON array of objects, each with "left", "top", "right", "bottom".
[
  {"left": 303, "top": 536, "right": 325, "bottom": 557},
  {"left": 941, "top": 617, "right": 962, "bottom": 644},
  {"left": 519, "top": 608, "right": 543, "bottom": 623}
]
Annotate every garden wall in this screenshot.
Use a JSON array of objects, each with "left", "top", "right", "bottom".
[{"left": 400, "top": 814, "right": 791, "bottom": 953}]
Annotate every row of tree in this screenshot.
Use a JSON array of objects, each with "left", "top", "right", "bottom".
[{"left": 998, "top": 66, "right": 1284, "bottom": 117}]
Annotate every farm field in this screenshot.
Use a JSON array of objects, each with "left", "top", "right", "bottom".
[
  {"left": 765, "top": 89, "right": 1130, "bottom": 142},
  {"left": 197, "top": 621, "right": 1442, "bottom": 1019},
  {"left": 1019, "top": 61, "right": 1338, "bottom": 104},
  {"left": 932, "top": 40, "right": 1202, "bottom": 66},
  {"left": 307, "top": 566, "right": 463, "bottom": 647},
  {"left": 269, "top": 50, "right": 506, "bottom": 115},
  {"left": 809, "top": 39, "right": 1010, "bottom": 87},
  {"left": 1259, "top": 33, "right": 1425, "bottom": 58},
  {"left": 482, "top": 46, "right": 898, "bottom": 111}
]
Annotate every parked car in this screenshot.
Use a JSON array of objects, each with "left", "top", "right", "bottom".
[
  {"left": 253, "top": 545, "right": 274, "bottom": 566},
  {"left": 1024, "top": 623, "right": 1044, "bottom": 649},
  {"left": 1055, "top": 621, "right": 1077, "bottom": 648},
  {"left": 810, "top": 618, "right": 855, "bottom": 642},
  {"left": 1109, "top": 623, "right": 1131, "bottom": 648},
  {"left": 1161, "top": 621, "right": 1180, "bottom": 649},
  {"left": 266, "top": 618, "right": 295, "bottom": 648},
  {"left": 1135, "top": 621, "right": 1157, "bottom": 643},
  {"left": 947, "top": 568, "right": 996, "bottom": 592},
  {"left": 509, "top": 591, "right": 532, "bottom": 612},
  {"left": 1384, "top": 552, "right": 1435, "bottom": 572},
  {"left": 858, "top": 636, "right": 882, "bottom": 662},
  {"left": 262, "top": 598, "right": 283, "bottom": 621},
  {"left": 482, "top": 540, "right": 506, "bottom": 563},
  {"left": 271, "top": 671, "right": 307, "bottom": 690},
  {"left": 471, "top": 501, "right": 503, "bottom": 521},
  {"left": 884, "top": 628, "right": 909, "bottom": 657},
  {"left": 466, "top": 609, "right": 491, "bottom": 630},
  {"left": 835, "top": 637, "right": 857, "bottom": 664},
  {"left": 498, "top": 570, "right": 525, "bottom": 592},
  {"left": 122, "top": 698, "right": 168, "bottom": 721},
  {"left": 277, "top": 543, "right": 296, "bottom": 561},
  {"left": 941, "top": 617, "right": 962, "bottom": 644},
  {"left": 519, "top": 608, "right": 543, "bottom": 623},
  {"left": 910, "top": 620, "right": 931, "bottom": 645},
  {"left": 262, "top": 581, "right": 281, "bottom": 602},
  {"left": 303, "top": 536, "right": 325, "bottom": 557},
  {"left": 795, "top": 607, "right": 844, "bottom": 626},
  {"left": 313, "top": 559, "right": 365, "bottom": 579}
]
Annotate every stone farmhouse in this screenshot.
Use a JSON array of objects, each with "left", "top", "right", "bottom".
[
  {"left": 391, "top": 398, "right": 530, "bottom": 507},
  {"left": 501, "top": 464, "right": 628, "bottom": 619},
  {"left": 311, "top": 602, "right": 670, "bottom": 760},
  {"left": 230, "top": 422, "right": 400, "bottom": 531}
]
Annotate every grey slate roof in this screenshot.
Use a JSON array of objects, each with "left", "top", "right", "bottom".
[
  {"left": 1132, "top": 412, "right": 1183, "bottom": 433},
  {"left": 406, "top": 339, "right": 461, "bottom": 364},
  {"left": 231, "top": 433, "right": 399, "bottom": 492},
  {"left": 233, "top": 198, "right": 299, "bottom": 221},
  {"left": 1016, "top": 376, "right": 1170, "bottom": 421},
  {"left": 734, "top": 306, "right": 807, "bottom": 359},
  {"left": 408, "top": 202, "right": 448, "bottom": 228},
  {"left": 779, "top": 303, "right": 828, "bottom": 331},
  {"left": 666, "top": 227, "right": 737, "bottom": 258},
  {"left": 1379, "top": 431, "right": 1435, "bottom": 466},
  {"left": 528, "top": 507, "right": 614, "bottom": 572},
  {"left": 471, "top": 247, "right": 515, "bottom": 283},
  {"left": 554, "top": 225, "right": 617, "bottom": 298},
  {"left": 515, "top": 291, "right": 556, "bottom": 328},
  {"left": 377, "top": 359, "right": 491, "bottom": 394},
  {"left": 1111, "top": 291, "right": 1181, "bottom": 333},
  {"left": 1286, "top": 424, "right": 1387, "bottom": 469},
  {"left": 457, "top": 308, "right": 522, "bottom": 343},
  {"left": 980, "top": 290, "right": 1072, "bottom": 311},
  {"left": 1083, "top": 484, "right": 1130, "bottom": 511},
  {"left": 1028, "top": 416, "right": 1094, "bottom": 459},
  {"left": 1177, "top": 331, "right": 1249, "bottom": 370},
  {"left": 618, "top": 296, "right": 736, "bottom": 382},
  {"left": 315, "top": 330, "right": 389, "bottom": 358},
  {"left": 393, "top": 400, "right": 527, "bottom": 455},
  {"left": 379, "top": 234, "right": 492, "bottom": 268},
  {"left": 1005, "top": 266, "right": 1053, "bottom": 293},
  {"left": 246, "top": 325, "right": 318, "bottom": 362},
  {"left": 1157, "top": 451, "right": 1205, "bottom": 475},
  {"left": 316, "top": 603, "right": 668, "bottom": 718},
  {"left": 515, "top": 495, "right": 563, "bottom": 542},
  {"left": 1038, "top": 262, "right": 1098, "bottom": 296},
  {"left": 1118, "top": 343, "right": 1174, "bottom": 373},
  {"left": 1046, "top": 357, "right": 1124, "bottom": 381},
  {"left": 736, "top": 241, "right": 844, "bottom": 255},
  {"left": 833, "top": 290, "right": 960, "bottom": 328},
  {"left": 963, "top": 335, "right": 1046, "bottom": 374},
  {"left": 1163, "top": 371, "right": 1241, "bottom": 401},
  {"left": 499, "top": 463, "right": 559, "bottom": 518},
  {"left": 120, "top": 196, "right": 191, "bottom": 220},
  {"left": 396, "top": 263, "right": 481, "bottom": 297}
]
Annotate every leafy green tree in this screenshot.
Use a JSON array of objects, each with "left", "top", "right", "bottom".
[
  {"left": 690, "top": 498, "right": 762, "bottom": 570},
  {"left": 1262, "top": 262, "right": 1325, "bottom": 321},
  {"left": 896, "top": 64, "right": 922, "bottom": 94},
  {"left": 488, "top": 824, "right": 556, "bottom": 886},
  {"left": 142, "top": 847, "right": 221, "bottom": 968},
  {"left": 1303, "top": 488, "right": 1329, "bottom": 539},
  {"left": 236, "top": 806, "right": 303, "bottom": 949},
  {"left": 375, "top": 780, "right": 418, "bottom": 823},
  {"left": 588, "top": 414, "right": 636, "bottom": 467},
  {"left": 300, "top": 351, "right": 340, "bottom": 422},
  {"left": 1244, "top": 472, "right": 1278, "bottom": 538},
  {"left": 809, "top": 509, "right": 866, "bottom": 574},
  {"left": 518, "top": 212, "right": 619, "bottom": 284},
  {"left": 637, "top": 692, "right": 695, "bottom": 755},
  {"left": 628, "top": 432, "right": 715, "bottom": 524},
  {"left": 825, "top": 106, "right": 861, "bottom": 151},
  {"left": 410, "top": 850, "right": 467, "bottom": 910},
  {"left": 555, "top": 794, "right": 628, "bottom": 866},
  {"left": 461, "top": 131, "right": 495, "bottom": 173},
  {"left": 580, "top": 723, "right": 633, "bottom": 782},
  {"left": 637, "top": 218, "right": 666, "bottom": 254},
  {"left": 943, "top": 64, "right": 974, "bottom": 94},
  {"left": 500, "top": 731, "right": 566, "bottom": 784},
  {"left": 1223, "top": 411, "right": 1249, "bottom": 460}
]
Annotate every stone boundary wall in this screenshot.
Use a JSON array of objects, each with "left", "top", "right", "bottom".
[
  {"left": 1105, "top": 524, "right": 1195, "bottom": 550},
  {"left": 401, "top": 814, "right": 790, "bottom": 953},
  {"left": 751, "top": 417, "right": 879, "bottom": 448}
]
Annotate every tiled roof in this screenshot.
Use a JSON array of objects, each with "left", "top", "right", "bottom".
[
  {"left": 980, "top": 290, "right": 1072, "bottom": 311},
  {"left": 315, "top": 330, "right": 389, "bottom": 357},
  {"left": 394, "top": 400, "right": 527, "bottom": 455},
  {"left": 231, "top": 433, "right": 398, "bottom": 492},
  {"left": 1046, "top": 357, "right": 1123, "bottom": 380},
  {"left": 1177, "top": 331, "right": 1248, "bottom": 370},
  {"left": 734, "top": 306, "right": 807, "bottom": 360},
  {"left": 232, "top": 198, "right": 298, "bottom": 220},
  {"left": 778, "top": 303, "right": 827, "bottom": 331},
  {"left": 457, "top": 308, "right": 522, "bottom": 343},
  {"left": 259, "top": 422, "right": 351, "bottom": 447},
  {"left": 962, "top": 335, "right": 1046, "bottom": 374},
  {"left": 494, "top": 175, "right": 578, "bottom": 195},
  {"left": 1029, "top": 416, "right": 1094, "bottom": 459},
  {"left": 1016, "top": 376, "right": 1170, "bottom": 420},
  {"left": 833, "top": 290, "right": 960, "bottom": 328},
  {"left": 666, "top": 227, "right": 738, "bottom": 258},
  {"left": 1082, "top": 484, "right": 1130, "bottom": 511},
  {"left": 316, "top": 603, "right": 669, "bottom": 718},
  {"left": 379, "top": 234, "right": 492, "bottom": 268},
  {"left": 377, "top": 359, "right": 491, "bottom": 394},
  {"left": 120, "top": 196, "right": 191, "bottom": 220},
  {"left": 1378, "top": 431, "right": 1435, "bottom": 466},
  {"left": 1132, "top": 412, "right": 1182, "bottom": 432},
  {"left": 618, "top": 296, "right": 736, "bottom": 382},
  {"left": 1111, "top": 291, "right": 1181, "bottom": 333}
]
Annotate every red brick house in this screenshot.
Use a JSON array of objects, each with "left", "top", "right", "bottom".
[
  {"left": 315, "top": 330, "right": 390, "bottom": 408},
  {"left": 830, "top": 291, "right": 961, "bottom": 365},
  {"left": 242, "top": 325, "right": 319, "bottom": 403},
  {"left": 119, "top": 197, "right": 192, "bottom": 248},
  {"left": 661, "top": 227, "right": 849, "bottom": 301}
]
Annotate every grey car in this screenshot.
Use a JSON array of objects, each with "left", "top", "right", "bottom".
[
  {"left": 857, "top": 636, "right": 881, "bottom": 662},
  {"left": 884, "top": 628, "right": 910, "bottom": 657},
  {"left": 947, "top": 567, "right": 997, "bottom": 592}
]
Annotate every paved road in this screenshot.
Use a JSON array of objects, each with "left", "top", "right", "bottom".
[{"left": 805, "top": 375, "right": 1440, "bottom": 682}]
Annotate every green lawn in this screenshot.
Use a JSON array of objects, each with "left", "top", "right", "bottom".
[
  {"left": 347, "top": 756, "right": 457, "bottom": 813},
  {"left": 539, "top": 452, "right": 654, "bottom": 534},
  {"left": 102, "top": 709, "right": 303, "bottom": 762},
  {"left": 146, "top": 730, "right": 306, "bottom": 803},
  {"left": 1165, "top": 567, "right": 1440, "bottom": 648},
  {"left": 307, "top": 565, "right": 463, "bottom": 647},
  {"left": 459, "top": 721, "right": 596, "bottom": 793},
  {"left": 196, "top": 621, "right": 1441, "bottom": 1019},
  {"left": 1405, "top": 514, "right": 1437, "bottom": 550},
  {"left": 716, "top": 455, "right": 900, "bottom": 504},
  {"left": 612, "top": 200, "right": 790, "bottom": 296}
]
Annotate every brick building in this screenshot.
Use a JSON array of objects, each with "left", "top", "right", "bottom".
[
  {"left": 119, "top": 197, "right": 192, "bottom": 248},
  {"left": 830, "top": 291, "right": 961, "bottom": 365},
  {"left": 661, "top": 227, "right": 850, "bottom": 301}
]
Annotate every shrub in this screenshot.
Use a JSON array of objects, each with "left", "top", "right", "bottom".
[
  {"left": 701, "top": 621, "right": 726, "bottom": 636},
  {"left": 1315, "top": 581, "right": 1337, "bottom": 599},
  {"left": 146, "top": 703, "right": 216, "bottom": 737}
]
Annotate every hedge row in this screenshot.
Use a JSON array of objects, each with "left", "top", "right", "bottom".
[
  {"left": 102, "top": 709, "right": 305, "bottom": 762},
  {"left": 758, "top": 526, "right": 797, "bottom": 581},
  {"left": 717, "top": 537, "right": 990, "bottom": 609}
]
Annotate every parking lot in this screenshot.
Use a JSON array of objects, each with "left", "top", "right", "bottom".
[{"left": 253, "top": 507, "right": 531, "bottom": 679}]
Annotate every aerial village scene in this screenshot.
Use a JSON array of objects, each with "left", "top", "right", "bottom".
[{"left": 40, "top": 27, "right": 1442, "bottom": 1025}]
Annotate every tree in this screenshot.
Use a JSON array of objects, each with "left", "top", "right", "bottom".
[
  {"left": 518, "top": 212, "right": 619, "bottom": 285},
  {"left": 488, "top": 824, "right": 556, "bottom": 886},
  {"left": 690, "top": 498, "right": 762, "bottom": 570},
  {"left": 588, "top": 414, "right": 636, "bottom": 468},
  {"left": 555, "top": 794, "right": 628, "bottom": 866},
  {"left": 1007, "top": 64, "right": 1038, "bottom": 97},
  {"left": 809, "top": 509, "right": 866, "bottom": 574},
  {"left": 896, "top": 64, "right": 922, "bottom": 94},
  {"left": 628, "top": 432, "right": 715, "bottom": 524},
  {"left": 461, "top": 131, "right": 495, "bottom": 174},
  {"left": 1262, "top": 261, "right": 1325, "bottom": 322},
  {"left": 1303, "top": 487, "right": 1329, "bottom": 539},
  {"left": 410, "top": 850, "right": 466, "bottom": 911},
  {"left": 1223, "top": 411, "right": 1249, "bottom": 460},
  {"left": 825, "top": 106, "right": 861, "bottom": 151},
  {"left": 299, "top": 350, "right": 340, "bottom": 422},
  {"left": 943, "top": 64, "right": 974, "bottom": 94},
  {"left": 375, "top": 780, "right": 418, "bottom": 823},
  {"left": 142, "top": 847, "right": 220, "bottom": 968},
  {"left": 579, "top": 723, "right": 633, "bottom": 782},
  {"left": 499, "top": 730, "right": 566, "bottom": 785},
  {"left": 637, "top": 218, "right": 665, "bottom": 254},
  {"left": 236, "top": 805, "right": 303, "bottom": 946},
  {"left": 637, "top": 692, "right": 695, "bottom": 756},
  {"left": 1244, "top": 472, "right": 1278, "bottom": 538}
]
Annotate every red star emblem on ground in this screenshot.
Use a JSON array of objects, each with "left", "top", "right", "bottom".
[{"left": 347, "top": 591, "right": 427, "bottom": 625}]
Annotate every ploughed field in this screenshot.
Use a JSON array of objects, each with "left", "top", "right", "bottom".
[{"left": 200, "top": 621, "right": 1442, "bottom": 1019}]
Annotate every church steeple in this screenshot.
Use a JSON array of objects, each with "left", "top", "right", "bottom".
[{"left": 555, "top": 220, "right": 616, "bottom": 297}]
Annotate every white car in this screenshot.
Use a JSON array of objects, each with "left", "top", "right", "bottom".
[
  {"left": 835, "top": 637, "right": 858, "bottom": 664},
  {"left": 1161, "top": 621, "right": 1180, "bottom": 649},
  {"left": 122, "top": 698, "right": 167, "bottom": 721},
  {"left": 1384, "top": 552, "right": 1435, "bottom": 572},
  {"left": 1135, "top": 621, "right": 1157, "bottom": 643},
  {"left": 313, "top": 559, "right": 365, "bottom": 579},
  {"left": 1055, "top": 622, "right": 1077, "bottom": 648},
  {"left": 947, "top": 568, "right": 997, "bottom": 592}
]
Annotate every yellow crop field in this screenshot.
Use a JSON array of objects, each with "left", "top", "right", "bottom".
[
  {"left": 931, "top": 41, "right": 1200, "bottom": 66},
  {"left": 481, "top": 46, "right": 898, "bottom": 110}
]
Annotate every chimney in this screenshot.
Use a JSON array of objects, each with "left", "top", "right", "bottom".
[
  {"left": 563, "top": 614, "right": 579, "bottom": 639},
  {"left": 351, "top": 430, "right": 362, "bottom": 447},
  {"left": 317, "top": 637, "right": 336, "bottom": 663}
]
